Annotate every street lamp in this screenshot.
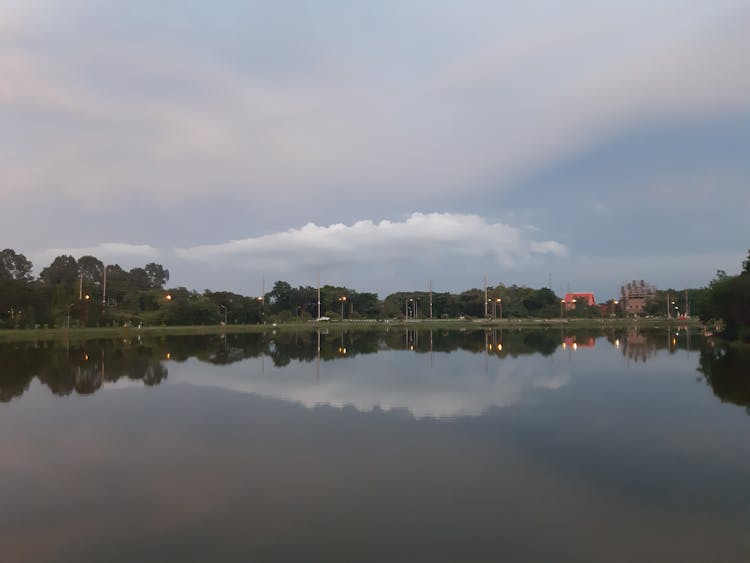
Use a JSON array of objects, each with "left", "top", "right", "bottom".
[
  {"left": 339, "top": 295, "right": 347, "bottom": 320},
  {"left": 219, "top": 304, "right": 227, "bottom": 325},
  {"left": 611, "top": 299, "right": 619, "bottom": 316},
  {"left": 491, "top": 297, "right": 502, "bottom": 319},
  {"left": 560, "top": 299, "right": 565, "bottom": 318}
]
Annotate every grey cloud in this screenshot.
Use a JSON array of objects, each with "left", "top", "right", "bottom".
[
  {"left": 32, "top": 243, "right": 160, "bottom": 269},
  {"left": 2, "top": 1, "right": 747, "bottom": 295},
  {"left": 2, "top": 1, "right": 749, "bottom": 214}
]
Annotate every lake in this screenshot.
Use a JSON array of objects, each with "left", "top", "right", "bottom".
[{"left": 1, "top": 327, "right": 748, "bottom": 562}]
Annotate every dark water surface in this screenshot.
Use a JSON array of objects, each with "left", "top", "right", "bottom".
[{"left": 1, "top": 327, "right": 748, "bottom": 562}]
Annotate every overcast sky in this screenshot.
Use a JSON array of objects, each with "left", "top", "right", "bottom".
[{"left": 2, "top": 0, "right": 748, "bottom": 300}]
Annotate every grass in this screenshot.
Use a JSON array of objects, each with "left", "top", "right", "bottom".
[{"left": 0, "top": 316, "right": 706, "bottom": 343}]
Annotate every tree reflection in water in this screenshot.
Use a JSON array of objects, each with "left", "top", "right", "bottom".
[
  {"left": 698, "top": 343, "right": 750, "bottom": 413},
  {"left": 0, "top": 328, "right": 732, "bottom": 405}
]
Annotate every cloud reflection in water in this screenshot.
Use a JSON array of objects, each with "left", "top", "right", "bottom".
[{"left": 170, "top": 351, "right": 571, "bottom": 420}]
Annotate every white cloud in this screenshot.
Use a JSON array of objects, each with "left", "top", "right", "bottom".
[{"left": 175, "top": 212, "right": 567, "bottom": 272}]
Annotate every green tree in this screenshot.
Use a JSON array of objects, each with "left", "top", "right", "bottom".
[
  {"left": 0, "top": 249, "right": 33, "bottom": 282},
  {"left": 701, "top": 251, "right": 750, "bottom": 341},
  {"left": 268, "top": 281, "right": 293, "bottom": 314},
  {"left": 129, "top": 267, "right": 150, "bottom": 290},
  {"left": 145, "top": 262, "right": 169, "bottom": 289},
  {"left": 77, "top": 255, "right": 104, "bottom": 287},
  {"left": 39, "top": 255, "right": 78, "bottom": 286}
]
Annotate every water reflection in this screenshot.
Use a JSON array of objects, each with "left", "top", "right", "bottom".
[
  {"left": 0, "top": 340, "right": 168, "bottom": 402},
  {"left": 174, "top": 347, "right": 573, "bottom": 419},
  {"left": 2, "top": 328, "right": 748, "bottom": 414},
  {"left": 2, "top": 327, "right": 749, "bottom": 562},
  {"left": 698, "top": 343, "right": 750, "bottom": 413}
]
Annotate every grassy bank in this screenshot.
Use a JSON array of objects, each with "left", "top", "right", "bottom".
[{"left": 0, "top": 317, "right": 707, "bottom": 343}]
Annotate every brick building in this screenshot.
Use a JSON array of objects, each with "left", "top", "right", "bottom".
[
  {"left": 564, "top": 292, "right": 596, "bottom": 311},
  {"left": 620, "top": 280, "right": 656, "bottom": 315}
]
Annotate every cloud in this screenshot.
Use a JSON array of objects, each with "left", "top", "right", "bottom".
[
  {"left": 2, "top": 2, "right": 747, "bottom": 295},
  {"left": 33, "top": 243, "right": 160, "bottom": 267},
  {"left": 2, "top": 1, "right": 748, "bottom": 217},
  {"left": 175, "top": 212, "right": 567, "bottom": 273}
]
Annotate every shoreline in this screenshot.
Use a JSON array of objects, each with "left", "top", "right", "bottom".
[{"left": 0, "top": 317, "right": 706, "bottom": 343}]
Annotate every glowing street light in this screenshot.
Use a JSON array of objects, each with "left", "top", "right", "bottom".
[{"left": 339, "top": 295, "right": 347, "bottom": 319}]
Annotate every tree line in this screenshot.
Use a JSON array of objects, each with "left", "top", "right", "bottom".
[{"left": 1, "top": 247, "right": 748, "bottom": 334}]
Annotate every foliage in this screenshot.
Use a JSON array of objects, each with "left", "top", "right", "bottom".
[
  {"left": 4, "top": 245, "right": 745, "bottom": 331},
  {"left": 699, "top": 250, "right": 750, "bottom": 341},
  {"left": 0, "top": 249, "right": 33, "bottom": 282},
  {"left": 697, "top": 343, "right": 750, "bottom": 411}
]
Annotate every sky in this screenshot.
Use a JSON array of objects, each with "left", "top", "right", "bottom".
[{"left": 2, "top": 0, "right": 749, "bottom": 300}]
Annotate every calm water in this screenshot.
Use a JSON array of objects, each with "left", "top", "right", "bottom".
[{"left": 1, "top": 327, "right": 748, "bottom": 562}]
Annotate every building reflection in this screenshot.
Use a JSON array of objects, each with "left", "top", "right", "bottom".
[{"left": 620, "top": 328, "right": 655, "bottom": 363}]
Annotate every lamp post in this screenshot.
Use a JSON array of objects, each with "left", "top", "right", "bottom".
[
  {"left": 560, "top": 299, "right": 565, "bottom": 319},
  {"left": 497, "top": 298, "right": 502, "bottom": 320},
  {"left": 219, "top": 304, "right": 227, "bottom": 326},
  {"left": 489, "top": 298, "right": 500, "bottom": 319},
  {"left": 339, "top": 295, "right": 347, "bottom": 320},
  {"left": 102, "top": 265, "right": 108, "bottom": 306},
  {"left": 611, "top": 299, "right": 619, "bottom": 316}
]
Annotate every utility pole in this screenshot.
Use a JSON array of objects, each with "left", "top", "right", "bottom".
[
  {"left": 102, "top": 266, "right": 107, "bottom": 306},
  {"left": 316, "top": 272, "right": 320, "bottom": 320},
  {"left": 483, "top": 275, "right": 488, "bottom": 318},
  {"left": 429, "top": 280, "right": 433, "bottom": 320}
]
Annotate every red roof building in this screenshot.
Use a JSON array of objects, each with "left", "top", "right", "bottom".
[{"left": 564, "top": 292, "right": 596, "bottom": 311}]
